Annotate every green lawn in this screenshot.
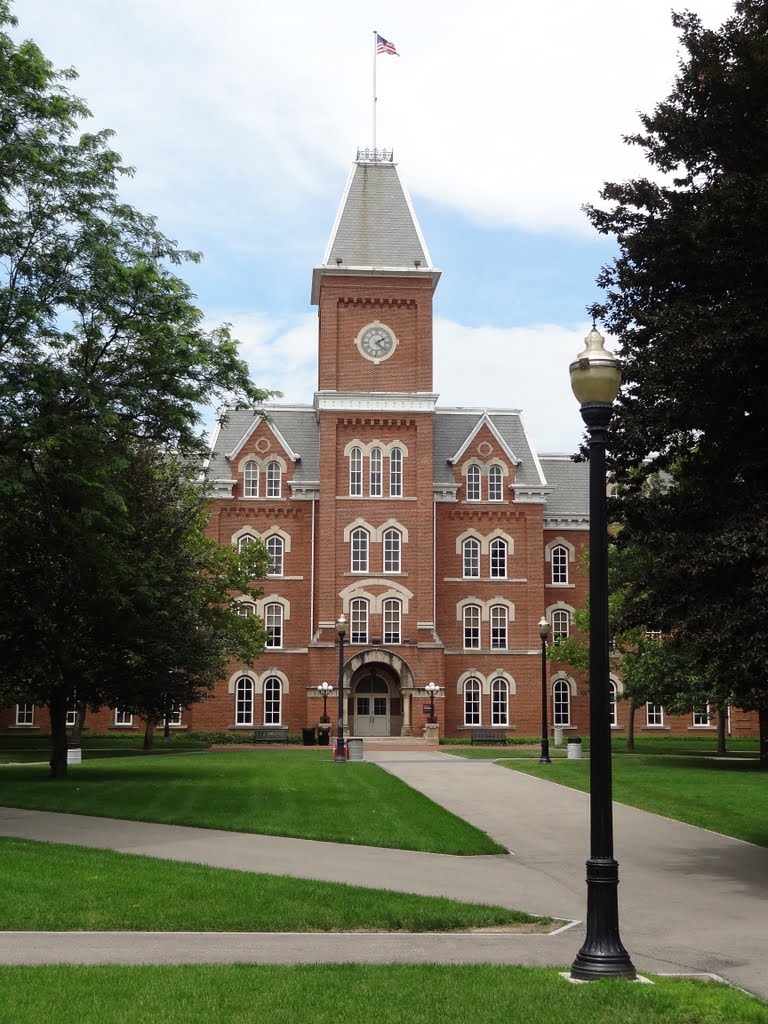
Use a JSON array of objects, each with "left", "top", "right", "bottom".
[
  {"left": 0, "top": 838, "right": 543, "bottom": 932},
  {"left": 0, "top": 750, "right": 504, "bottom": 855},
  {"left": 2, "top": 966, "right": 765, "bottom": 1024},
  {"left": 508, "top": 755, "right": 768, "bottom": 846},
  {"left": 445, "top": 735, "right": 759, "bottom": 759},
  {"left": 0, "top": 733, "right": 209, "bottom": 764}
]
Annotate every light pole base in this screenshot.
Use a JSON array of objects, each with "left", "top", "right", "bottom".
[{"left": 571, "top": 857, "right": 636, "bottom": 980}]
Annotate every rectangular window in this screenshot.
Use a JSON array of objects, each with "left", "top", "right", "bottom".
[
  {"left": 370, "top": 448, "right": 382, "bottom": 497},
  {"left": 15, "top": 704, "right": 34, "bottom": 726},
  {"left": 463, "top": 606, "right": 480, "bottom": 649},
  {"left": 646, "top": 702, "right": 664, "bottom": 727},
  {"left": 389, "top": 448, "right": 402, "bottom": 497},
  {"left": 66, "top": 707, "right": 77, "bottom": 727},
  {"left": 692, "top": 705, "right": 711, "bottom": 727},
  {"left": 115, "top": 709, "right": 133, "bottom": 727},
  {"left": 383, "top": 600, "right": 401, "bottom": 644}
]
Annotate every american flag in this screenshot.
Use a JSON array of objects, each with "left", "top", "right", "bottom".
[{"left": 376, "top": 33, "right": 399, "bottom": 56}]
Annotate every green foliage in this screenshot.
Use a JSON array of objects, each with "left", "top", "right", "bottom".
[
  {"left": 0, "top": 5, "right": 275, "bottom": 775},
  {"left": 585, "top": 3, "right": 768, "bottom": 748}
]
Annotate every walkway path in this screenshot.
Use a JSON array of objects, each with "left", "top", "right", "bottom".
[{"left": 1, "top": 749, "right": 767, "bottom": 999}]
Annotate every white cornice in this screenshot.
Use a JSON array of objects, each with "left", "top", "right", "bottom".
[{"left": 314, "top": 391, "right": 439, "bottom": 414}]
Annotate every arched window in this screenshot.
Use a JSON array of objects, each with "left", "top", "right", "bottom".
[
  {"left": 266, "top": 460, "right": 281, "bottom": 498},
  {"left": 351, "top": 528, "right": 369, "bottom": 572},
  {"left": 491, "top": 678, "right": 509, "bottom": 726},
  {"left": 609, "top": 680, "right": 618, "bottom": 727},
  {"left": 464, "top": 678, "right": 481, "bottom": 726},
  {"left": 350, "top": 599, "right": 368, "bottom": 644},
  {"left": 265, "top": 603, "right": 283, "bottom": 648},
  {"left": 238, "top": 534, "right": 257, "bottom": 554},
  {"left": 551, "top": 545, "right": 568, "bottom": 585},
  {"left": 244, "top": 460, "right": 259, "bottom": 498},
  {"left": 383, "top": 598, "right": 401, "bottom": 644},
  {"left": 463, "top": 605, "right": 480, "bottom": 649},
  {"left": 553, "top": 679, "right": 571, "bottom": 726},
  {"left": 370, "top": 447, "right": 383, "bottom": 497},
  {"left": 490, "top": 538, "right": 507, "bottom": 578},
  {"left": 466, "top": 465, "right": 481, "bottom": 501},
  {"left": 237, "top": 601, "right": 256, "bottom": 617},
  {"left": 263, "top": 676, "right": 282, "bottom": 725},
  {"left": 266, "top": 535, "right": 284, "bottom": 576},
  {"left": 389, "top": 447, "right": 403, "bottom": 497},
  {"left": 463, "top": 538, "right": 480, "bottom": 578},
  {"left": 349, "top": 447, "right": 363, "bottom": 496},
  {"left": 235, "top": 676, "right": 254, "bottom": 725},
  {"left": 490, "top": 605, "right": 508, "bottom": 649},
  {"left": 488, "top": 465, "right": 503, "bottom": 501},
  {"left": 552, "top": 609, "right": 570, "bottom": 642},
  {"left": 383, "top": 528, "right": 401, "bottom": 573}
]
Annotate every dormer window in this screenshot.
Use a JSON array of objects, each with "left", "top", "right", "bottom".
[
  {"left": 266, "top": 460, "right": 281, "bottom": 498},
  {"left": 244, "top": 461, "right": 259, "bottom": 497}
]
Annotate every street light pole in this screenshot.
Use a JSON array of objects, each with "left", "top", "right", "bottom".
[
  {"left": 569, "top": 324, "right": 636, "bottom": 981},
  {"left": 425, "top": 682, "right": 439, "bottom": 724},
  {"left": 537, "top": 617, "right": 551, "bottom": 765},
  {"left": 334, "top": 615, "right": 347, "bottom": 762}
]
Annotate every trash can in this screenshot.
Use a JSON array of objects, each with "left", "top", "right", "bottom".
[
  {"left": 67, "top": 747, "right": 82, "bottom": 765},
  {"left": 317, "top": 724, "right": 331, "bottom": 747},
  {"left": 346, "top": 737, "right": 364, "bottom": 761},
  {"left": 567, "top": 736, "right": 582, "bottom": 759},
  {"left": 553, "top": 726, "right": 564, "bottom": 747},
  {"left": 302, "top": 727, "right": 316, "bottom": 747}
]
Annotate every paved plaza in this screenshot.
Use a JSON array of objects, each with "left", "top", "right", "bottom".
[{"left": 1, "top": 749, "right": 767, "bottom": 1000}]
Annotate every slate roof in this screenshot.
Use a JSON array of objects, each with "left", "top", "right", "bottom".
[
  {"left": 206, "top": 405, "right": 587, "bottom": 517},
  {"left": 311, "top": 156, "right": 440, "bottom": 304},
  {"left": 538, "top": 454, "right": 589, "bottom": 519}
]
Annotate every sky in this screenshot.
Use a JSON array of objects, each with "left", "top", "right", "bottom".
[{"left": 10, "top": 0, "right": 735, "bottom": 453}]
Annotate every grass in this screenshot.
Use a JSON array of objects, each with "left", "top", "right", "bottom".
[
  {"left": 0, "top": 733, "right": 209, "bottom": 764},
  {"left": 446, "top": 735, "right": 760, "bottom": 759},
  {"left": 0, "top": 750, "right": 504, "bottom": 855},
  {"left": 1, "top": 965, "right": 765, "bottom": 1024},
  {"left": 0, "top": 837, "right": 543, "bottom": 932},
  {"left": 507, "top": 755, "right": 768, "bottom": 846}
]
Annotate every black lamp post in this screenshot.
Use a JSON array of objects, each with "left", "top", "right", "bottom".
[
  {"left": 537, "top": 617, "right": 551, "bottom": 765},
  {"left": 318, "top": 681, "right": 332, "bottom": 723},
  {"left": 569, "top": 324, "right": 636, "bottom": 980},
  {"left": 334, "top": 614, "right": 347, "bottom": 762},
  {"left": 425, "top": 682, "right": 439, "bottom": 724}
]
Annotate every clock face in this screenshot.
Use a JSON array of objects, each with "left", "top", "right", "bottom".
[{"left": 359, "top": 324, "right": 395, "bottom": 362}]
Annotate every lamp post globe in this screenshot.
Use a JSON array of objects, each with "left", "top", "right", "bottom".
[
  {"left": 425, "top": 682, "right": 439, "bottom": 724},
  {"left": 334, "top": 615, "right": 347, "bottom": 763},
  {"left": 537, "top": 617, "right": 551, "bottom": 765},
  {"left": 318, "top": 681, "right": 332, "bottom": 723},
  {"left": 568, "top": 324, "right": 636, "bottom": 980}
]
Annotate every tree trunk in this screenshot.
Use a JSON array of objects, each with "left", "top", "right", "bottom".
[
  {"left": 716, "top": 705, "right": 727, "bottom": 756},
  {"left": 625, "top": 701, "right": 636, "bottom": 752},
  {"left": 143, "top": 715, "right": 156, "bottom": 751},
  {"left": 48, "top": 691, "right": 69, "bottom": 779},
  {"left": 71, "top": 702, "right": 87, "bottom": 746},
  {"left": 759, "top": 707, "right": 768, "bottom": 770}
]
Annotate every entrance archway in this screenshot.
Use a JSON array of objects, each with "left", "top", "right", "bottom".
[{"left": 343, "top": 649, "right": 416, "bottom": 737}]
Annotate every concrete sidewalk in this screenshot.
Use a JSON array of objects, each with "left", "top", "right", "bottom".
[{"left": 1, "top": 749, "right": 767, "bottom": 999}]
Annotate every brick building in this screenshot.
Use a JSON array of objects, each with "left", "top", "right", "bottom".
[{"left": 2, "top": 151, "right": 756, "bottom": 741}]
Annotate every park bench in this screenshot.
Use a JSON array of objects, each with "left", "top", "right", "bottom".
[
  {"left": 252, "top": 726, "right": 289, "bottom": 744},
  {"left": 470, "top": 728, "right": 507, "bottom": 746}
]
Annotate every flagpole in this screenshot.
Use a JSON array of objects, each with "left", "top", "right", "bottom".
[{"left": 372, "top": 29, "right": 377, "bottom": 151}]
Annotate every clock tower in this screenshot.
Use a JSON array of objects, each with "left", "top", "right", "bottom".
[{"left": 310, "top": 149, "right": 443, "bottom": 729}]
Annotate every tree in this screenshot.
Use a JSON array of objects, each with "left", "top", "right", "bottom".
[
  {"left": 585, "top": 1, "right": 768, "bottom": 765},
  {"left": 0, "top": 3, "right": 275, "bottom": 774}
]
